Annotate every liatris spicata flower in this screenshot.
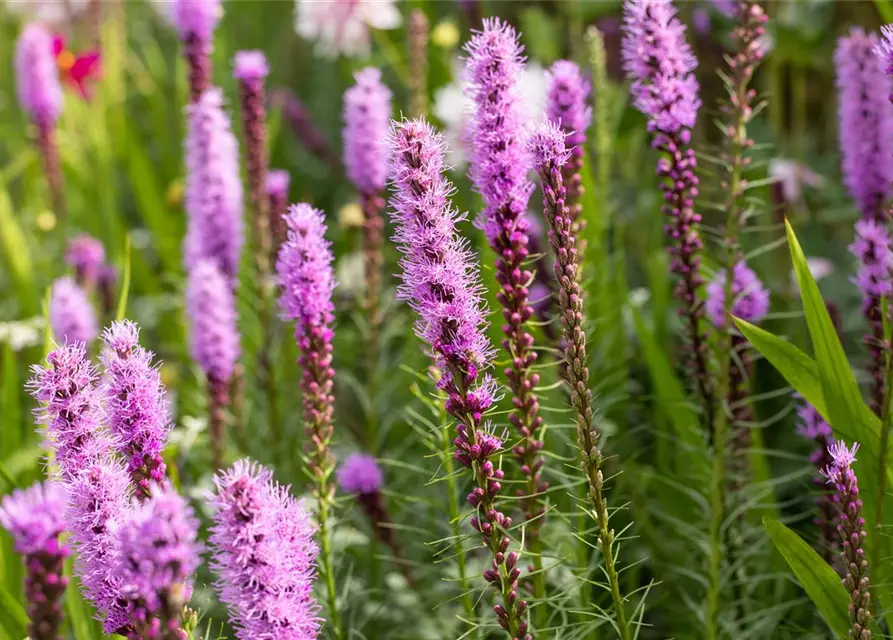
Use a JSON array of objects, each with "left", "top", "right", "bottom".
[
  {"left": 49, "top": 276, "right": 98, "bottom": 345},
  {"left": 29, "top": 343, "right": 132, "bottom": 633},
  {"left": 849, "top": 219, "right": 893, "bottom": 414},
  {"left": 338, "top": 454, "right": 412, "bottom": 583},
  {"left": 271, "top": 88, "right": 341, "bottom": 171},
  {"left": 796, "top": 401, "right": 837, "bottom": 562},
  {"left": 343, "top": 67, "right": 392, "bottom": 378},
  {"left": 100, "top": 321, "right": 171, "bottom": 500},
  {"left": 528, "top": 120, "right": 630, "bottom": 637},
  {"left": 113, "top": 485, "right": 200, "bottom": 640},
  {"left": 388, "top": 119, "right": 530, "bottom": 638},
  {"left": 546, "top": 60, "right": 592, "bottom": 235},
  {"left": 0, "top": 481, "right": 69, "bottom": 640},
  {"left": 209, "top": 460, "right": 321, "bottom": 639},
  {"left": 16, "top": 23, "right": 65, "bottom": 218},
  {"left": 171, "top": 0, "right": 221, "bottom": 102},
  {"left": 408, "top": 9, "right": 429, "bottom": 117},
  {"left": 622, "top": 0, "right": 712, "bottom": 419},
  {"left": 837, "top": 28, "right": 893, "bottom": 222},
  {"left": 184, "top": 88, "right": 244, "bottom": 287},
  {"left": 234, "top": 50, "right": 273, "bottom": 281},
  {"left": 186, "top": 260, "right": 239, "bottom": 468},
  {"left": 267, "top": 169, "right": 290, "bottom": 256},
  {"left": 275, "top": 203, "right": 341, "bottom": 636},
  {"left": 705, "top": 261, "right": 770, "bottom": 329},
  {"left": 463, "top": 19, "right": 547, "bottom": 570},
  {"left": 66, "top": 234, "right": 105, "bottom": 288},
  {"left": 97, "top": 264, "right": 118, "bottom": 317},
  {"left": 821, "top": 441, "right": 872, "bottom": 638}
]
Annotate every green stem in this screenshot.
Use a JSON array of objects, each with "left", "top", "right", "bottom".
[
  {"left": 442, "top": 432, "right": 477, "bottom": 626},
  {"left": 317, "top": 492, "right": 343, "bottom": 639},
  {"left": 873, "top": 334, "right": 893, "bottom": 572}
]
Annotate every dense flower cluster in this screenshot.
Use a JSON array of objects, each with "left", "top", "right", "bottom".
[
  {"left": 184, "top": 89, "right": 244, "bottom": 286},
  {"left": 343, "top": 67, "right": 392, "bottom": 197},
  {"left": 15, "top": 23, "right": 62, "bottom": 125},
  {"left": 186, "top": 260, "right": 240, "bottom": 384},
  {"left": 0, "top": 481, "right": 69, "bottom": 640},
  {"left": 209, "top": 460, "right": 320, "bottom": 639},
  {"left": 100, "top": 321, "right": 171, "bottom": 499},
  {"left": 337, "top": 453, "right": 383, "bottom": 495},
  {"left": 49, "top": 276, "right": 98, "bottom": 345},
  {"left": 836, "top": 28, "right": 893, "bottom": 221},
  {"left": 705, "top": 261, "right": 769, "bottom": 328}
]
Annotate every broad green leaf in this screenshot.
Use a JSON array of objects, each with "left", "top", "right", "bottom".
[
  {"left": 732, "top": 317, "right": 826, "bottom": 418},
  {"left": 0, "top": 345, "right": 21, "bottom": 460},
  {"left": 764, "top": 519, "right": 856, "bottom": 639},
  {"left": 0, "top": 584, "right": 27, "bottom": 637},
  {"left": 64, "top": 557, "right": 103, "bottom": 639},
  {"left": 0, "top": 184, "right": 37, "bottom": 315},
  {"left": 875, "top": 0, "right": 893, "bottom": 22}
]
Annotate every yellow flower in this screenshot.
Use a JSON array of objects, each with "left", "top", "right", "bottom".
[
  {"left": 432, "top": 20, "right": 459, "bottom": 50},
  {"left": 338, "top": 202, "right": 365, "bottom": 229},
  {"left": 37, "top": 210, "right": 57, "bottom": 231}
]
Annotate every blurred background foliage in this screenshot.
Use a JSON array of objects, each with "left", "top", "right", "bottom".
[{"left": 0, "top": 1, "right": 890, "bottom": 638}]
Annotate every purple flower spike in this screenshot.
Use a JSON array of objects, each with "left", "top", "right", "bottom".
[
  {"left": 186, "top": 260, "right": 239, "bottom": 468},
  {"left": 49, "top": 276, "right": 99, "bottom": 345},
  {"left": 114, "top": 485, "right": 200, "bottom": 639},
  {"left": 337, "top": 454, "right": 383, "bottom": 495},
  {"left": 172, "top": 0, "right": 222, "bottom": 101},
  {"left": 15, "top": 24, "right": 62, "bottom": 126},
  {"left": 29, "top": 342, "right": 111, "bottom": 480},
  {"left": 623, "top": 0, "right": 712, "bottom": 417},
  {"left": 184, "top": 88, "right": 244, "bottom": 286},
  {"left": 850, "top": 219, "right": 893, "bottom": 414},
  {"left": 209, "top": 460, "right": 321, "bottom": 639},
  {"left": 344, "top": 67, "right": 392, "bottom": 197},
  {"left": 233, "top": 50, "right": 269, "bottom": 81},
  {"left": 705, "top": 261, "right": 769, "bottom": 328},
  {"left": 100, "top": 321, "right": 171, "bottom": 500},
  {"left": 67, "top": 458, "right": 134, "bottom": 635},
  {"left": 875, "top": 25, "right": 893, "bottom": 83},
  {"left": 463, "top": 20, "right": 546, "bottom": 547},
  {"left": 267, "top": 169, "right": 291, "bottom": 255},
  {"left": 546, "top": 60, "right": 591, "bottom": 229},
  {"left": 821, "top": 440, "right": 872, "bottom": 639},
  {"left": 388, "top": 118, "right": 530, "bottom": 639},
  {"left": 836, "top": 29, "right": 893, "bottom": 222},
  {"left": 0, "top": 481, "right": 70, "bottom": 640},
  {"left": 66, "top": 234, "right": 106, "bottom": 287},
  {"left": 796, "top": 399, "right": 836, "bottom": 560}
]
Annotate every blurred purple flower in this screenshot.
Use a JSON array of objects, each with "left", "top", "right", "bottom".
[
  {"left": 705, "top": 261, "right": 770, "bottom": 328},
  {"left": 337, "top": 454, "right": 383, "bottom": 495},
  {"left": 66, "top": 234, "right": 105, "bottom": 286},
  {"left": 15, "top": 23, "right": 63, "bottom": 126},
  {"left": 343, "top": 67, "right": 392, "bottom": 197},
  {"left": 171, "top": 0, "right": 221, "bottom": 100},
  {"left": 186, "top": 260, "right": 239, "bottom": 383},
  {"left": 49, "top": 276, "right": 98, "bottom": 345}
]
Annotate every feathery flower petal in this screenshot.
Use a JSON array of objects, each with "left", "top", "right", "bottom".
[
  {"left": 705, "top": 261, "right": 769, "bottom": 327},
  {"left": 100, "top": 321, "right": 171, "bottom": 499},
  {"left": 184, "top": 88, "right": 244, "bottom": 284},
  {"left": 337, "top": 454, "right": 383, "bottom": 495},
  {"left": 209, "top": 460, "right": 321, "bottom": 639},
  {"left": 15, "top": 23, "right": 63, "bottom": 125},
  {"left": 113, "top": 485, "right": 200, "bottom": 637},
  {"left": 49, "top": 276, "right": 98, "bottom": 345},
  {"left": 0, "top": 481, "right": 70, "bottom": 640},
  {"left": 836, "top": 28, "right": 893, "bottom": 221},
  {"left": 343, "top": 67, "right": 392, "bottom": 196}
]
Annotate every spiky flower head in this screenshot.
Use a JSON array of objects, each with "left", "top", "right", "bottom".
[
  {"left": 66, "top": 234, "right": 106, "bottom": 285},
  {"left": 29, "top": 342, "right": 111, "bottom": 480},
  {"left": 705, "top": 261, "right": 770, "bottom": 328},
  {"left": 266, "top": 170, "right": 290, "bottom": 197},
  {"left": 113, "top": 485, "right": 200, "bottom": 629},
  {"left": 343, "top": 67, "right": 393, "bottom": 196},
  {"left": 186, "top": 260, "right": 240, "bottom": 382},
  {"left": 100, "top": 321, "right": 171, "bottom": 495},
  {"left": 0, "top": 480, "right": 68, "bottom": 556},
  {"left": 233, "top": 50, "right": 268, "bottom": 81},
  {"left": 528, "top": 119, "right": 572, "bottom": 168},
  {"left": 171, "top": 0, "right": 222, "bottom": 41},
  {"left": 546, "top": 60, "right": 592, "bottom": 143},
  {"left": 463, "top": 18, "right": 535, "bottom": 241},
  {"left": 850, "top": 218, "right": 893, "bottom": 300},
  {"left": 209, "top": 460, "right": 321, "bottom": 639},
  {"left": 621, "top": 0, "right": 700, "bottom": 136},
  {"left": 836, "top": 28, "right": 893, "bottom": 221},
  {"left": 15, "top": 23, "right": 62, "bottom": 125},
  {"left": 796, "top": 402, "right": 833, "bottom": 442},
  {"left": 875, "top": 25, "right": 893, "bottom": 78},
  {"left": 337, "top": 454, "right": 383, "bottom": 495},
  {"left": 49, "top": 276, "right": 98, "bottom": 345},
  {"left": 184, "top": 88, "right": 244, "bottom": 285},
  {"left": 276, "top": 204, "right": 336, "bottom": 337},
  {"left": 387, "top": 119, "right": 494, "bottom": 391}
]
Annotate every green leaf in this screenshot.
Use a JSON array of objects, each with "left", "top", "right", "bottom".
[
  {"left": 0, "top": 584, "right": 27, "bottom": 638},
  {"left": 64, "top": 556, "right": 102, "bottom": 639},
  {"left": 875, "top": 0, "right": 893, "bottom": 22},
  {"left": 764, "top": 519, "right": 852, "bottom": 639},
  {"left": 732, "top": 316, "right": 826, "bottom": 418},
  {"left": 0, "top": 184, "right": 37, "bottom": 315},
  {"left": 0, "top": 345, "right": 21, "bottom": 460},
  {"left": 116, "top": 233, "right": 132, "bottom": 322}
]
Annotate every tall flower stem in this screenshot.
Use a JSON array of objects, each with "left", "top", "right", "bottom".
[
  {"left": 408, "top": 9, "right": 429, "bottom": 118},
  {"left": 362, "top": 193, "right": 385, "bottom": 386},
  {"left": 208, "top": 375, "right": 229, "bottom": 470},
  {"left": 530, "top": 124, "right": 629, "bottom": 640},
  {"left": 37, "top": 120, "right": 65, "bottom": 222}
]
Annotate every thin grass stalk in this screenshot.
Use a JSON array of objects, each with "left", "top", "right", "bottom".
[
  {"left": 530, "top": 125, "right": 630, "bottom": 640},
  {"left": 37, "top": 120, "right": 65, "bottom": 223},
  {"left": 408, "top": 9, "right": 429, "bottom": 118}
]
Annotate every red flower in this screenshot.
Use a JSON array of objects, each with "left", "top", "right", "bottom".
[{"left": 53, "top": 35, "right": 101, "bottom": 100}]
